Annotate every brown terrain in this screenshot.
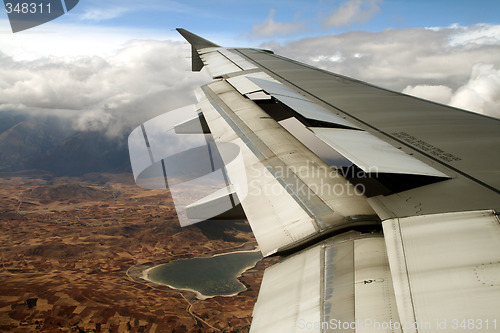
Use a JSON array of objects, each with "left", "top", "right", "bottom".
[{"left": 0, "top": 172, "right": 277, "bottom": 332}]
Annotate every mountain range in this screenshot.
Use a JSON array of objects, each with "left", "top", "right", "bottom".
[{"left": 0, "top": 111, "right": 132, "bottom": 176}]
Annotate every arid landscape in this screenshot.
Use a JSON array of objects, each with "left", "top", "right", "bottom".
[{"left": 0, "top": 171, "right": 277, "bottom": 332}]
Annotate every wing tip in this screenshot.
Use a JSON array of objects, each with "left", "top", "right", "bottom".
[{"left": 176, "top": 28, "right": 220, "bottom": 50}]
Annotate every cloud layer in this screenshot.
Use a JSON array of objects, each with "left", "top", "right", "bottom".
[
  {"left": 1, "top": 23, "right": 499, "bottom": 147},
  {"left": 0, "top": 40, "right": 211, "bottom": 137},
  {"left": 263, "top": 24, "right": 500, "bottom": 118}
]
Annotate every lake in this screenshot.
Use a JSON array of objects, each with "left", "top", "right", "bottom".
[{"left": 146, "top": 251, "right": 263, "bottom": 298}]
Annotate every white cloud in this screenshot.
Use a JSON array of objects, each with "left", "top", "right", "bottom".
[
  {"left": 74, "top": 1, "right": 196, "bottom": 22},
  {"left": 0, "top": 39, "right": 211, "bottom": 137},
  {"left": 0, "top": 19, "right": 180, "bottom": 61},
  {"left": 402, "top": 64, "right": 500, "bottom": 118},
  {"left": 310, "top": 52, "right": 344, "bottom": 63},
  {"left": 79, "top": 8, "right": 130, "bottom": 22},
  {"left": 73, "top": 109, "right": 115, "bottom": 131},
  {"left": 323, "top": 0, "right": 382, "bottom": 29},
  {"left": 402, "top": 85, "right": 453, "bottom": 105},
  {"left": 450, "top": 64, "right": 500, "bottom": 118},
  {"left": 249, "top": 9, "right": 306, "bottom": 39},
  {"left": 444, "top": 24, "right": 500, "bottom": 47}
]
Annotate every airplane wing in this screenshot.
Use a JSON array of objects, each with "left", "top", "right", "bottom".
[{"left": 128, "top": 29, "right": 500, "bottom": 332}]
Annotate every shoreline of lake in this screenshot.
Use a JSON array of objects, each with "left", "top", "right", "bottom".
[{"left": 126, "top": 245, "right": 262, "bottom": 300}]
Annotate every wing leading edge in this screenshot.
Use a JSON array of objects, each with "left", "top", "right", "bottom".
[{"left": 128, "top": 29, "right": 500, "bottom": 332}]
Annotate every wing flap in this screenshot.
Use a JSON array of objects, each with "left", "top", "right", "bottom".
[
  {"left": 226, "top": 72, "right": 277, "bottom": 95},
  {"left": 249, "top": 76, "right": 360, "bottom": 129},
  {"left": 383, "top": 210, "right": 500, "bottom": 332},
  {"left": 197, "top": 79, "right": 378, "bottom": 255},
  {"left": 311, "top": 128, "right": 449, "bottom": 177},
  {"left": 197, "top": 82, "right": 319, "bottom": 255},
  {"left": 250, "top": 233, "right": 400, "bottom": 333},
  {"left": 250, "top": 243, "right": 322, "bottom": 332},
  {"left": 228, "top": 73, "right": 361, "bottom": 128}
]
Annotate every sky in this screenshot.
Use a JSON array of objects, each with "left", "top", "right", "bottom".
[{"left": 1, "top": 0, "right": 500, "bottom": 137}]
